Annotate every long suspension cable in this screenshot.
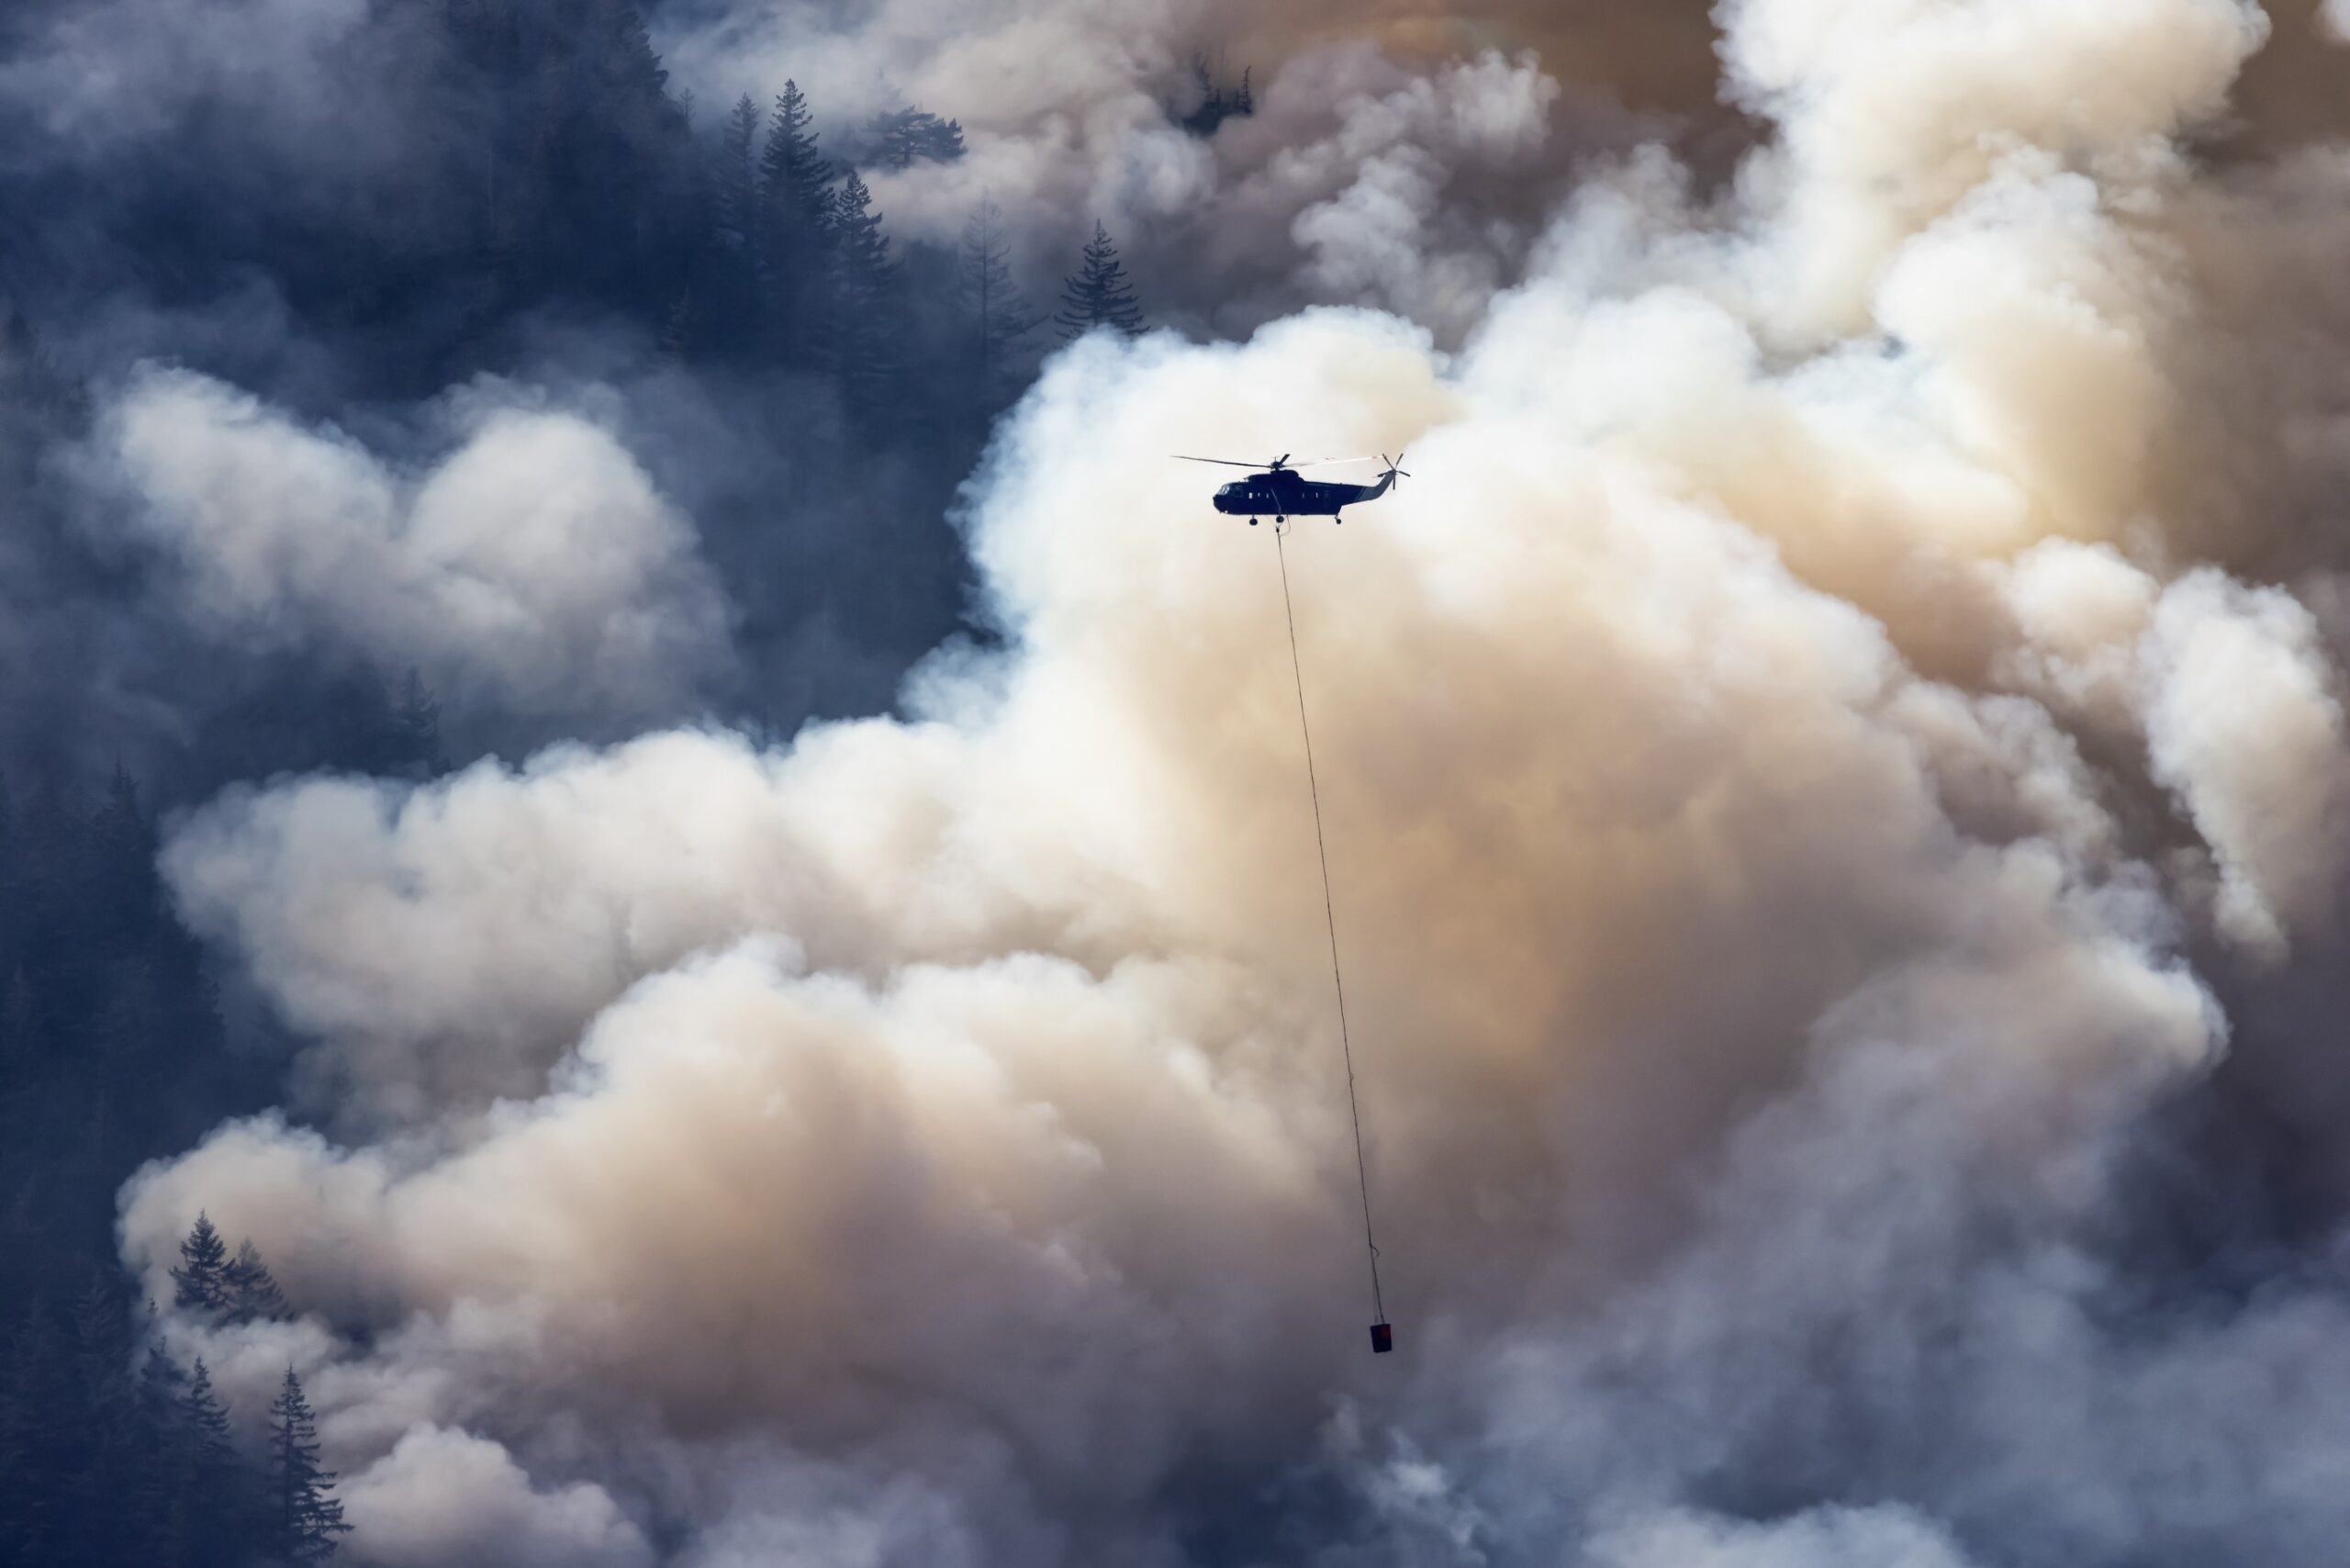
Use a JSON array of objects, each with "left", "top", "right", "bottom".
[{"left": 1274, "top": 521, "right": 1387, "bottom": 1327}]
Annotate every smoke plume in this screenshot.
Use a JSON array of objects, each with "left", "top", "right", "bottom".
[{"left": 115, "top": 1, "right": 2350, "bottom": 1564}]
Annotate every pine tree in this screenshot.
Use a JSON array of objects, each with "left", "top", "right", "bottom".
[
  {"left": 1180, "top": 55, "right": 1255, "bottom": 137},
  {"left": 172, "top": 1215, "right": 230, "bottom": 1317},
  {"left": 757, "top": 81, "right": 838, "bottom": 363},
  {"left": 715, "top": 94, "right": 761, "bottom": 249},
  {"left": 269, "top": 1368, "right": 351, "bottom": 1563},
  {"left": 1055, "top": 221, "right": 1147, "bottom": 340},
  {"left": 137, "top": 1332, "right": 245, "bottom": 1568},
  {"left": 69, "top": 1276, "right": 151, "bottom": 1564},
  {"left": 959, "top": 195, "right": 1042, "bottom": 403},
  {"left": 226, "top": 1240, "right": 290, "bottom": 1323},
  {"left": 177, "top": 1358, "right": 232, "bottom": 1473},
  {"left": 862, "top": 107, "right": 966, "bottom": 170},
  {"left": 822, "top": 170, "right": 905, "bottom": 419}
]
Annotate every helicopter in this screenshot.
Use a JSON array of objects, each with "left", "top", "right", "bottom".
[{"left": 1177, "top": 453, "right": 1410, "bottom": 525}]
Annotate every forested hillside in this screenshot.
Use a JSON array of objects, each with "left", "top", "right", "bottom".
[{"left": 0, "top": 4, "right": 1203, "bottom": 1562}]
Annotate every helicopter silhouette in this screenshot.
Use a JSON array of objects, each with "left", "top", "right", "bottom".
[{"left": 1177, "top": 453, "right": 1410, "bottom": 525}]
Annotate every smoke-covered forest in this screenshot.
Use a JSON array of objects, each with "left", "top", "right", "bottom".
[
  {"left": 17, "top": 1, "right": 2350, "bottom": 1566},
  {"left": 0, "top": 2, "right": 1184, "bottom": 1560}
]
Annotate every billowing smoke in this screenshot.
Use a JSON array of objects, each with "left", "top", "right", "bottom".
[
  {"left": 116, "top": 0, "right": 2350, "bottom": 1564},
  {"left": 660, "top": 0, "right": 1656, "bottom": 340},
  {"left": 80, "top": 368, "right": 732, "bottom": 741}
]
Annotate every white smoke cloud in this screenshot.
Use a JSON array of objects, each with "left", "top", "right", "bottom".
[
  {"left": 2142, "top": 569, "right": 2350, "bottom": 954},
  {"left": 112, "top": 0, "right": 2350, "bottom": 1564},
  {"left": 341, "top": 1428, "right": 653, "bottom": 1568},
  {"left": 1589, "top": 1506, "right": 1975, "bottom": 1568},
  {"left": 88, "top": 368, "right": 731, "bottom": 737}
]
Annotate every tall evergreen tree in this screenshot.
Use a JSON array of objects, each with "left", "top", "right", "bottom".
[
  {"left": 862, "top": 108, "right": 966, "bottom": 170},
  {"left": 177, "top": 1359, "right": 233, "bottom": 1477},
  {"left": 1180, "top": 55, "right": 1255, "bottom": 137},
  {"left": 1055, "top": 221, "right": 1147, "bottom": 340},
  {"left": 269, "top": 1368, "right": 351, "bottom": 1564},
  {"left": 226, "top": 1240, "right": 290, "bottom": 1323},
  {"left": 172, "top": 1215, "right": 230, "bottom": 1316},
  {"left": 823, "top": 170, "right": 905, "bottom": 419},
  {"left": 757, "top": 81, "right": 837, "bottom": 363},
  {"left": 170, "top": 1354, "right": 247, "bottom": 1566},
  {"left": 959, "top": 196, "right": 1042, "bottom": 404},
  {"left": 715, "top": 94, "right": 762, "bottom": 247}
]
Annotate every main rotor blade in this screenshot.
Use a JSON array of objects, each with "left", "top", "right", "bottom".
[{"left": 1175, "top": 454, "right": 1392, "bottom": 470}]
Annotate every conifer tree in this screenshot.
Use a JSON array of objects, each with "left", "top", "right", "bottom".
[
  {"left": 716, "top": 95, "right": 762, "bottom": 248},
  {"left": 822, "top": 170, "right": 905, "bottom": 417},
  {"left": 178, "top": 1358, "right": 233, "bottom": 1476},
  {"left": 757, "top": 81, "right": 837, "bottom": 362},
  {"left": 269, "top": 1368, "right": 351, "bottom": 1563},
  {"left": 959, "top": 195, "right": 1042, "bottom": 401},
  {"left": 863, "top": 108, "right": 966, "bottom": 169},
  {"left": 1055, "top": 221, "right": 1146, "bottom": 340},
  {"left": 226, "top": 1240, "right": 290, "bottom": 1323},
  {"left": 173, "top": 1215, "right": 230, "bottom": 1316},
  {"left": 174, "top": 1353, "right": 247, "bottom": 1562}
]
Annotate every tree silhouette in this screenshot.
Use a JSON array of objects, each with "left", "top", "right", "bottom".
[
  {"left": 716, "top": 94, "right": 762, "bottom": 247},
  {"left": 757, "top": 81, "right": 837, "bottom": 363},
  {"left": 1055, "top": 221, "right": 1146, "bottom": 340},
  {"left": 862, "top": 108, "right": 966, "bottom": 169},
  {"left": 1180, "top": 55, "right": 1255, "bottom": 137},
  {"left": 173, "top": 1354, "right": 249, "bottom": 1563},
  {"left": 172, "top": 1215, "right": 230, "bottom": 1316},
  {"left": 823, "top": 170, "right": 906, "bottom": 420},
  {"left": 179, "top": 1358, "right": 234, "bottom": 1479},
  {"left": 269, "top": 1368, "right": 351, "bottom": 1563},
  {"left": 960, "top": 196, "right": 1042, "bottom": 402},
  {"left": 226, "top": 1239, "right": 290, "bottom": 1323}
]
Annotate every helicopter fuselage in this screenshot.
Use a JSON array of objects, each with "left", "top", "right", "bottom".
[{"left": 1213, "top": 468, "right": 1394, "bottom": 521}]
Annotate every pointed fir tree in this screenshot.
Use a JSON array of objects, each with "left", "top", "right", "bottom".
[
  {"left": 1055, "top": 221, "right": 1146, "bottom": 340},
  {"left": 270, "top": 1368, "right": 352, "bottom": 1563},
  {"left": 959, "top": 195, "right": 1042, "bottom": 403},
  {"left": 226, "top": 1240, "right": 290, "bottom": 1323},
  {"left": 863, "top": 107, "right": 966, "bottom": 169},
  {"left": 756, "top": 81, "right": 838, "bottom": 362},
  {"left": 179, "top": 1359, "right": 233, "bottom": 1471},
  {"left": 173, "top": 1353, "right": 248, "bottom": 1562},
  {"left": 822, "top": 169, "right": 905, "bottom": 417},
  {"left": 173, "top": 1215, "right": 231, "bottom": 1317},
  {"left": 1180, "top": 55, "right": 1255, "bottom": 137},
  {"left": 716, "top": 94, "right": 762, "bottom": 249}
]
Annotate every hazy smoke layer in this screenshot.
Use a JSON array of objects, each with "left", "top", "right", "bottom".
[
  {"left": 661, "top": 0, "right": 1658, "bottom": 341},
  {"left": 119, "top": 1, "right": 2350, "bottom": 1564}
]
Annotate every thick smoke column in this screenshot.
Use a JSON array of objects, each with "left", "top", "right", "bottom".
[{"left": 118, "top": 0, "right": 2350, "bottom": 1564}]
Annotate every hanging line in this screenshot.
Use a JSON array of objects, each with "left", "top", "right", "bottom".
[{"left": 1273, "top": 520, "right": 1388, "bottom": 1332}]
